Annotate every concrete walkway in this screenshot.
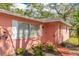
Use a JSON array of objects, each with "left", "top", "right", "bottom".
[{"left": 58, "top": 47, "right": 78, "bottom": 56}]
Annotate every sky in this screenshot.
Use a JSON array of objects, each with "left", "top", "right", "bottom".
[
  {"left": 13, "top": 3, "right": 27, "bottom": 9},
  {"left": 13, "top": 3, "right": 49, "bottom": 10},
  {"left": 0, "top": 0, "right": 79, "bottom": 3}
]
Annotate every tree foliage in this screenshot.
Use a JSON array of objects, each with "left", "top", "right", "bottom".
[
  {"left": 0, "top": 3, "right": 77, "bottom": 21},
  {"left": 24, "top": 3, "right": 55, "bottom": 19},
  {"left": 0, "top": 3, "right": 13, "bottom": 11},
  {"left": 46, "top": 3, "right": 77, "bottom": 21}
]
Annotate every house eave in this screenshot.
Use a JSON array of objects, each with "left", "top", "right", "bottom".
[
  {"left": 42, "top": 19, "right": 72, "bottom": 27},
  {"left": 0, "top": 9, "right": 43, "bottom": 23}
]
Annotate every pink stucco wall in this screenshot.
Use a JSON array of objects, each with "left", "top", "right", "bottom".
[
  {"left": 42, "top": 22, "right": 70, "bottom": 45},
  {"left": 58, "top": 22, "right": 70, "bottom": 44},
  {"left": 42, "top": 22, "right": 59, "bottom": 45}
]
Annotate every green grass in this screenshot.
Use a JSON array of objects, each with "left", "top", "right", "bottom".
[{"left": 65, "top": 37, "right": 79, "bottom": 46}]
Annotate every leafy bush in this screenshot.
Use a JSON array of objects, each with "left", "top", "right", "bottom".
[
  {"left": 16, "top": 48, "right": 27, "bottom": 55},
  {"left": 46, "top": 43, "right": 58, "bottom": 53},
  {"left": 32, "top": 43, "right": 45, "bottom": 56}
]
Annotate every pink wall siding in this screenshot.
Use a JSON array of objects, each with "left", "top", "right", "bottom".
[
  {"left": 0, "top": 14, "right": 12, "bottom": 27},
  {"left": 42, "top": 22, "right": 59, "bottom": 45},
  {"left": 42, "top": 22, "right": 70, "bottom": 45},
  {"left": 58, "top": 22, "right": 69, "bottom": 43},
  {"left": 13, "top": 38, "right": 41, "bottom": 49}
]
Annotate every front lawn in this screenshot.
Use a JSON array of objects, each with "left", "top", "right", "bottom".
[
  {"left": 65, "top": 37, "right": 79, "bottom": 46},
  {"left": 62, "top": 37, "right": 79, "bottom": 52}
]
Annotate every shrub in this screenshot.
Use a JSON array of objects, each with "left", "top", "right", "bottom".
[
  {"left": 46, "top": 43, "right": 58, "bottom": 53},
  {"left": 16, "top": 48, "right": 27, "bottom": 56},
  {"left": 32, "top": 43, "right": 45, "bottom": 56}
]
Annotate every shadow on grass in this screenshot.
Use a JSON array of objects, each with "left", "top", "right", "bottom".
[{"left": 60, "top": 42, "right": 79, "bottom": 51}]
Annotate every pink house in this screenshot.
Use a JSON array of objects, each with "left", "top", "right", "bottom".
[{"left": 0, "top": 9, "right": 71, "bottom": 55}]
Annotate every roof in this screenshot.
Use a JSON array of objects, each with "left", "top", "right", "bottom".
[
  {"left": 42, "top": 19, "right": 72, "bottom": 26},
  {"left": 0, "top": 9, "right": 72, "bottom": 27},
  {"left": 0, "top": 9, "right": 42, "bottom": 22}
]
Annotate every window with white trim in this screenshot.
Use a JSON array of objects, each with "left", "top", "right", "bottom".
[{"left": 12, "top": 20, "right": 40, "bottom": 40}]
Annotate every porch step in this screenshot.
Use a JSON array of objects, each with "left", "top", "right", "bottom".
[{"left": 58, "top": 47, "right": 78, "bottom": 56}]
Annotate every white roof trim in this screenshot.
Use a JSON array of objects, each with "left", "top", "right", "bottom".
[{"left": 43, "top": 19, "right": 72, "bottom": 26}]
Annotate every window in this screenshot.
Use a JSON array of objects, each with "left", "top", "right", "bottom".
[
  {"left": 12, "top": 20, "right": 40, "bottom": 40},
  {"left": 29, "top": 24, "right": 39, "bottom": 38},
  {"left": 17, "top": 22, "right": 29, "bottom": 39},
  {"left": 12, "top": 20, "right": 18, "bottom": 39}
]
